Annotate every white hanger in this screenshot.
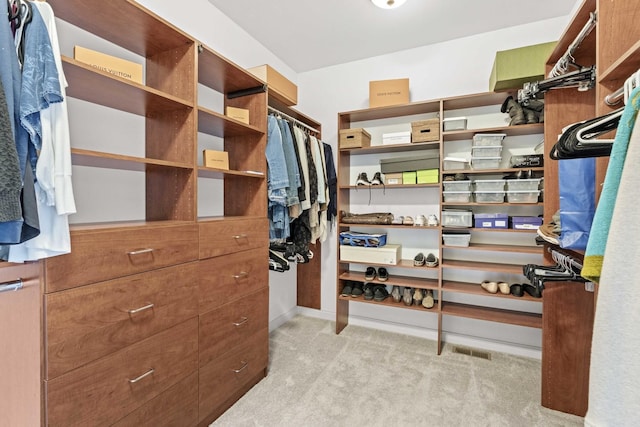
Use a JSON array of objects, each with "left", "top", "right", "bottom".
[{"left": 575, "top": 109, "right": 624, "bottom": 145}]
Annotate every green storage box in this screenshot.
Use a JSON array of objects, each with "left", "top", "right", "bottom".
[
  {"left": 402, "top": 171, "right": 417, "bottom": 185},
  {"left": 489, "top": 41, "right": 557, "bottom": 91},
  {"left": 417, "top": 169, "right": 439, "bottom": 184}
]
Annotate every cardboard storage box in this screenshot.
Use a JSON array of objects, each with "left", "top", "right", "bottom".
[
  {"left": 339, "top": 128, "right": 371, "bottom": 149},
  {"left": 411, "top": 119, "right": 440, "bottom": 143},
  {"left": 489, "top": 41, "right": 557, "bottom": 91},
  {"left": 474, "top": 213, "right": 508, "bottom": 229},
  {"left": 203, "top": 149, "right": 229, "bottom": 170},
  {"left": 369, "top": 78, "right": 410, "bottom": 108},
  {"left": 340, "top": 244, "right": 401, "bottom": 265},
  {"left": 417, "top": 169, "right": 439, "bottom": 184},
  {"left": 380, "top": 150, "right": 439, "bottom": 174},
  {"left": 248, "top": 64, "right": 298, "bottom": 106},
  {"left": 74, "top": 45, "right": 143, "bottom": 84},
  {"left": 385, "top": 173, "right": 403, "bottom": 185},
  {"left": 225, "top": 106, "right": 250, "bottom": 124},
  {"left": 402, "top": 171, "right": 417, "bottom": 185},
  {"left": 382, "top": 131, "right": 411, "bottom": 145}
]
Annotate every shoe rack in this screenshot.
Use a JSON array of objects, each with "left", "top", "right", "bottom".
[
  {"left": 336, "top": 92, "right": 545, "bottom": 355},
  {"left": 540, "top": 0, "right": 640, "bottom": 417}
]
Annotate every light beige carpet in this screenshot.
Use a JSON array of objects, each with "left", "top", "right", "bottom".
[{"left": 211, "top": 315, "right": 583, "bottom": 427}]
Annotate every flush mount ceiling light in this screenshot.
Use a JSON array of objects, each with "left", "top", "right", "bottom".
[{"left": 371, "top": 0, "right": 407, "bottom": 9}]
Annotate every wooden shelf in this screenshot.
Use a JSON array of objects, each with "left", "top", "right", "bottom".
[
  {"left": 442, "top": 167, "right": 544, "bottom": 175},
  {"left": 442, "top": 280, "right": 543, "bottom": 302},
  {"left": 458, "top": 227, "right": 538, "bottom": 233},
  {"left": 339, "top": 223, "right": 441, "bottom": 230},
  {"left": 197, "top": 167, "right": 265, "bottom": 179},
  {"left": 340, "top": 183, "right": 440, "bottom": 190},
  {"left": 339, "top": 259, "right": 440, "bottom": 272},
  {"left": 198, "top": 45, "right": 264, "bottom": 94},
  {"left": 340, "top": 271, "right": 438, "bottom": 290},
  {"left": 338, "top": 294, "right": 439, "bottom": 313},
  {"left": 71, "top": 149, "right": 192, "bottom": 172},
  {"left": 443, "top": 123, "right": 544, "bottom": 142},
  {"left": 48, "top": 0, "right": 193, "bottom": 57},
  {"left": 62, "top": 57, "right": 193, "bottom": 116},
  {"left": 441, "top": 259, "right": 524, "bottom": 275},
  {"left": 442, "top": 202, "right": 543, "bottom": 207},
  {"left": 598, "top": 40, "right": 640, "bottom": 83},
  {"left": 442, "top": 91, "right": 514, "bottom": 110},
  {"left": 443, "top": 243, "right": 542, "bottom": 254},
  {"left": 339, "top": 141, "right": 439, "bottom": 155},
  {"left": 441, "top": 301, "right": 542, "bottom": 329},
  {"left": 197, "top": 108, "right": 264, "bottom": 138},
  {"left": 339, "top": 100, "right": 440, "bottom": 123}
]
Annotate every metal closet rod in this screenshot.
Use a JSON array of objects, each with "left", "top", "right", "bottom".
[
  {"left": 268, "top": 106, "right": 320, "bottom": 135},
  {"left": 548, "top": 11, "right": 597, "bottom": 78}
]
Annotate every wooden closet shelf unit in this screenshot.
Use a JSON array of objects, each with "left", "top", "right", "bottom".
[
  {"left": 337, "top": 91, "right": 544, "bottom": 354},
  {"left": 35, "top": 0, "right": 271, "bottom": 425}
]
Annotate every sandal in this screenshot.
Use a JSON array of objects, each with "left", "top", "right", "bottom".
[
  {"left": 414, "top": 252, "right": 426, "bottom": 266},
  {"left": 425, "top": 253, "right": 439, "bottom": 267},
  {"left": 365, "top": 266, "right": 377, "bottom": 281},
  {"left": 377, "top": 267, "right": 389, "bottom": 281}
]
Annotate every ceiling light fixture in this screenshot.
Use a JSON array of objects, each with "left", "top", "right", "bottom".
[{"left": 371, "top": 0, "right": 407, "bottom": 9}]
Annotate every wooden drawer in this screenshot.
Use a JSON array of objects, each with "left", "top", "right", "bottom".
[
  {"left": 199, "top": 247, "right": 268, "bottom": 313},
  {"left": 44, "top": 222, "right": 198, "bottom": 292},
  {"left": 45, "top": 318, "right": 198, "bottom": 427},
  {"left": 112, "top": 371, "right": 198, "bottom": 427},
  {"left": 45, "top": 262, "right": 198, "bottom": 379},
  {"left": 198, "top": 329, "right": 268, "bottom": 423},
  {"left": 199, "top": 287, "right": 268, "bottom": 368},
  {"left": 199, "top": 217, "right": 268, "bottom": 259}
]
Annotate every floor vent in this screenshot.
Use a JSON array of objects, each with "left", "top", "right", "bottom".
[{"left": 452, "top": 346, "right": 492, "bottom": 360}]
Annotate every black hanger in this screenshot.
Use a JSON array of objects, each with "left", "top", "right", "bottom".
[{"left": 550, "top": 108, "right": 622, "bottom": 159}]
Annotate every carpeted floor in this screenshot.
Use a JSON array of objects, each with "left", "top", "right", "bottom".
[{"left": 211, "top": 315, "right": 583, "bottom": 427}]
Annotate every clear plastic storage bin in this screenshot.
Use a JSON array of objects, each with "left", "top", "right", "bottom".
[
  {"left": 471, "top": 145, "right": 503, "bottom": 158},
  {"left": 473, "top": 179, "right": 505, "bottom": 191},
  {"left": 443, "top": 191, "right": 472, "bottom": 203},
  {"left": 443, "top": 157, "right": 469, "bottom": 171},
  {"left": 474, "top": 191, "right": 505, "bottom": 203},
  {"left": 441, "top": 210, "right": 473, "bottom": 228},
  {"left": 473, "top": 133, "right": 506, "bottom": 146},
  {"left": 443, "top": 180, "right": 472, "bottom": 191},
  {"left": 506, "top": 190, "right": 541, "bottom": 203},
  {"left": 506, "top": 178, "right": 543, "bottom": 191},
  {"left": 443, "top": 233, "right": 471, "bottom": 247},
  {"left": 471, "top": 157, "right": 501, "bottom": 170}
]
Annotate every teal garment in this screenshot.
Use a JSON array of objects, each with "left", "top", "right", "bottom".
[{"left": 582, "top": 87, "right": 640, "bottom": 283}]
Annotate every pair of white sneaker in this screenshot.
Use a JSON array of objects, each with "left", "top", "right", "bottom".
[{"left": 415, "top": 214, "right": 438, "bottom": 227}]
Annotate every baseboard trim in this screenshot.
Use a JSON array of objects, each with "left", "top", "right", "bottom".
[
  {"left": 287, "top": 308, "right": 542, "bottom": 360},
  {"left": 268, "top": 307, "right": 299, "bottom": 332}
]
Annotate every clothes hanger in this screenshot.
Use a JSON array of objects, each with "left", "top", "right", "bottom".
[{"left": 575, "top": 108, "right": 623, "bottom": 145}]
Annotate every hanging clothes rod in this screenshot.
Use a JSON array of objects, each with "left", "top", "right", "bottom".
[
  {"left": 604, "top": 68, "right": 640, "bottom": 106},
  {"left": 548, "top": 247, "right": 583, "bottom": 272},
  {"left": 548, "top": 12, "right": 597, "bottom": 78},
  {"left": 268, "top": 106, "right": 320, "bottom": 135},
  {"left": 0, "top": 279, "right": 23, "bottom": 294}
]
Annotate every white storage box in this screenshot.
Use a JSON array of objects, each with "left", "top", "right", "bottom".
[
  {"left": 443, "top": 191, "right": 472, "bottom": 203},
  {"left": 442, "top": 210, "right": 473, "bottom": 228},
  {"left": 506, "top": 178, "right": 543, "bottom": 191},
  {"left": 471, "top": 156, "right": 501, "bottom": 170},
  {"left": 382, "top": 131, "right": 411, "bottom": 145},
  {"left": 506, "top": 190, "right": 541, "bottom": 203},
  {"left": 339, "top": 244, "right": 401, "bottom": 265},
  {"left": 471, "top": 145, "right": 503, "bottom": 158},
  {"left": 443, "top": 157, "right": 469, "bottom": 171},
  {"left": 473, "top": 133, "right": 506, "bottom": 146},
  {"left": 473, "top": 179, "right": 505, "bottom": 191},
  {"left": 443, "top": 233, "right": 471, "bottom": 247},
  {"left": 474, "top": 191, "right": 505, "bottom": 203},
  {"left": 443, "top": 117, "right": 467, "bottom": 131},
  {"left": 443, "top": 180, "right": 472, "bottom": 191}
]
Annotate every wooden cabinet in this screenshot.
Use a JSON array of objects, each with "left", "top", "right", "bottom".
[
  {"left": 337, "top": 92, "right": 544, "bottom": 354},
  {"left": 34, "top": 0, "right": 270, "bottom": 424}
]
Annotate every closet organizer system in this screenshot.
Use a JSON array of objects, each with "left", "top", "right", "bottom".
[{"left": 0, "top": 0, "right": 327, "bottom": 425}]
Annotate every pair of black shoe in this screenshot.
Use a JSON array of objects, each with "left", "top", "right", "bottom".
[
  {"left": 356, "top": 172, "right": 383, "bottom": 186},
  {"left": 364, "top": 283, "right": 389, "bottom": 301},
  {"left": 510, "top": 283, "right": 542, "bottom": 298},
  {"left": 365, "top": 266, "right": 388, "bottom": 281},
  {"left": 341, "top": 281, "right": 363, "bottom": 297}
]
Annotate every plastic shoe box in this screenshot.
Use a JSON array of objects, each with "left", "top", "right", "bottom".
[
  {"left": 443, "top": 180, "right": 471, "bottom": 191},
  {"left": 339, "top": 244, "right": 401, "bottom": 265},
  {"left": 472, "top": 133, "right": 506, "bottom": 146},
  {"left": 474, "top": 191, "right": 505, "bottom": 203},
  {"left": 443, "top": 117, "right": 467, "bottom": 131},
  {"left": 510, "top": 216, "right": 543, "bottom": 229},
  {"left": 473, "top": 179, "right": 505, "bottom": 191},
  {"left": 443, "top": 191, "right": 472, "bottom": 203},
  {"left": 506, "top": 178, "right": 543, "bottom": 191},
  {"left": 471, "top": 156, "right": 501, "bottom": 170},
  {"left": 441, "top": 209, "right": 472, "bottom": 228},
  {"left": 506, "top": 190, "right": 541, "bottom": 203},
  {"left": 443, "top": 157, "right": 469, "bottom": 171},
  {"left": 471, "top": 145, "right": 503, "bottom": 158},
  {"left": 443, "top": 233, "right": 471, "bottom": 247},
  {"left": 474, "top": 213, "right": 508, "bottom": 229}
]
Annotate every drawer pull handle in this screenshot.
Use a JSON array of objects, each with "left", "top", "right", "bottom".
[
  {"left": 128, "top": 248, "right": 154, "bottom": 256},
  {"left": 128, "top": 368, "right": 154, "bottom": 384},
  {"left": 128, "top": 303, "right": 155, "bottom": 315},
  {"left": 233, "top": 234, "right": 248, "bottom": 240},
  {"left": 233, "top": 272, "right": 249, "bottom": 280},
  {"left": 233, "top": 317, "right": 248, "bottom": 327},
  {"left": 232, "top": 361, "right": 248, "bottom": 373},
  {"left": 0, "top": 278, "right": 23, "bottom": 294}
]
